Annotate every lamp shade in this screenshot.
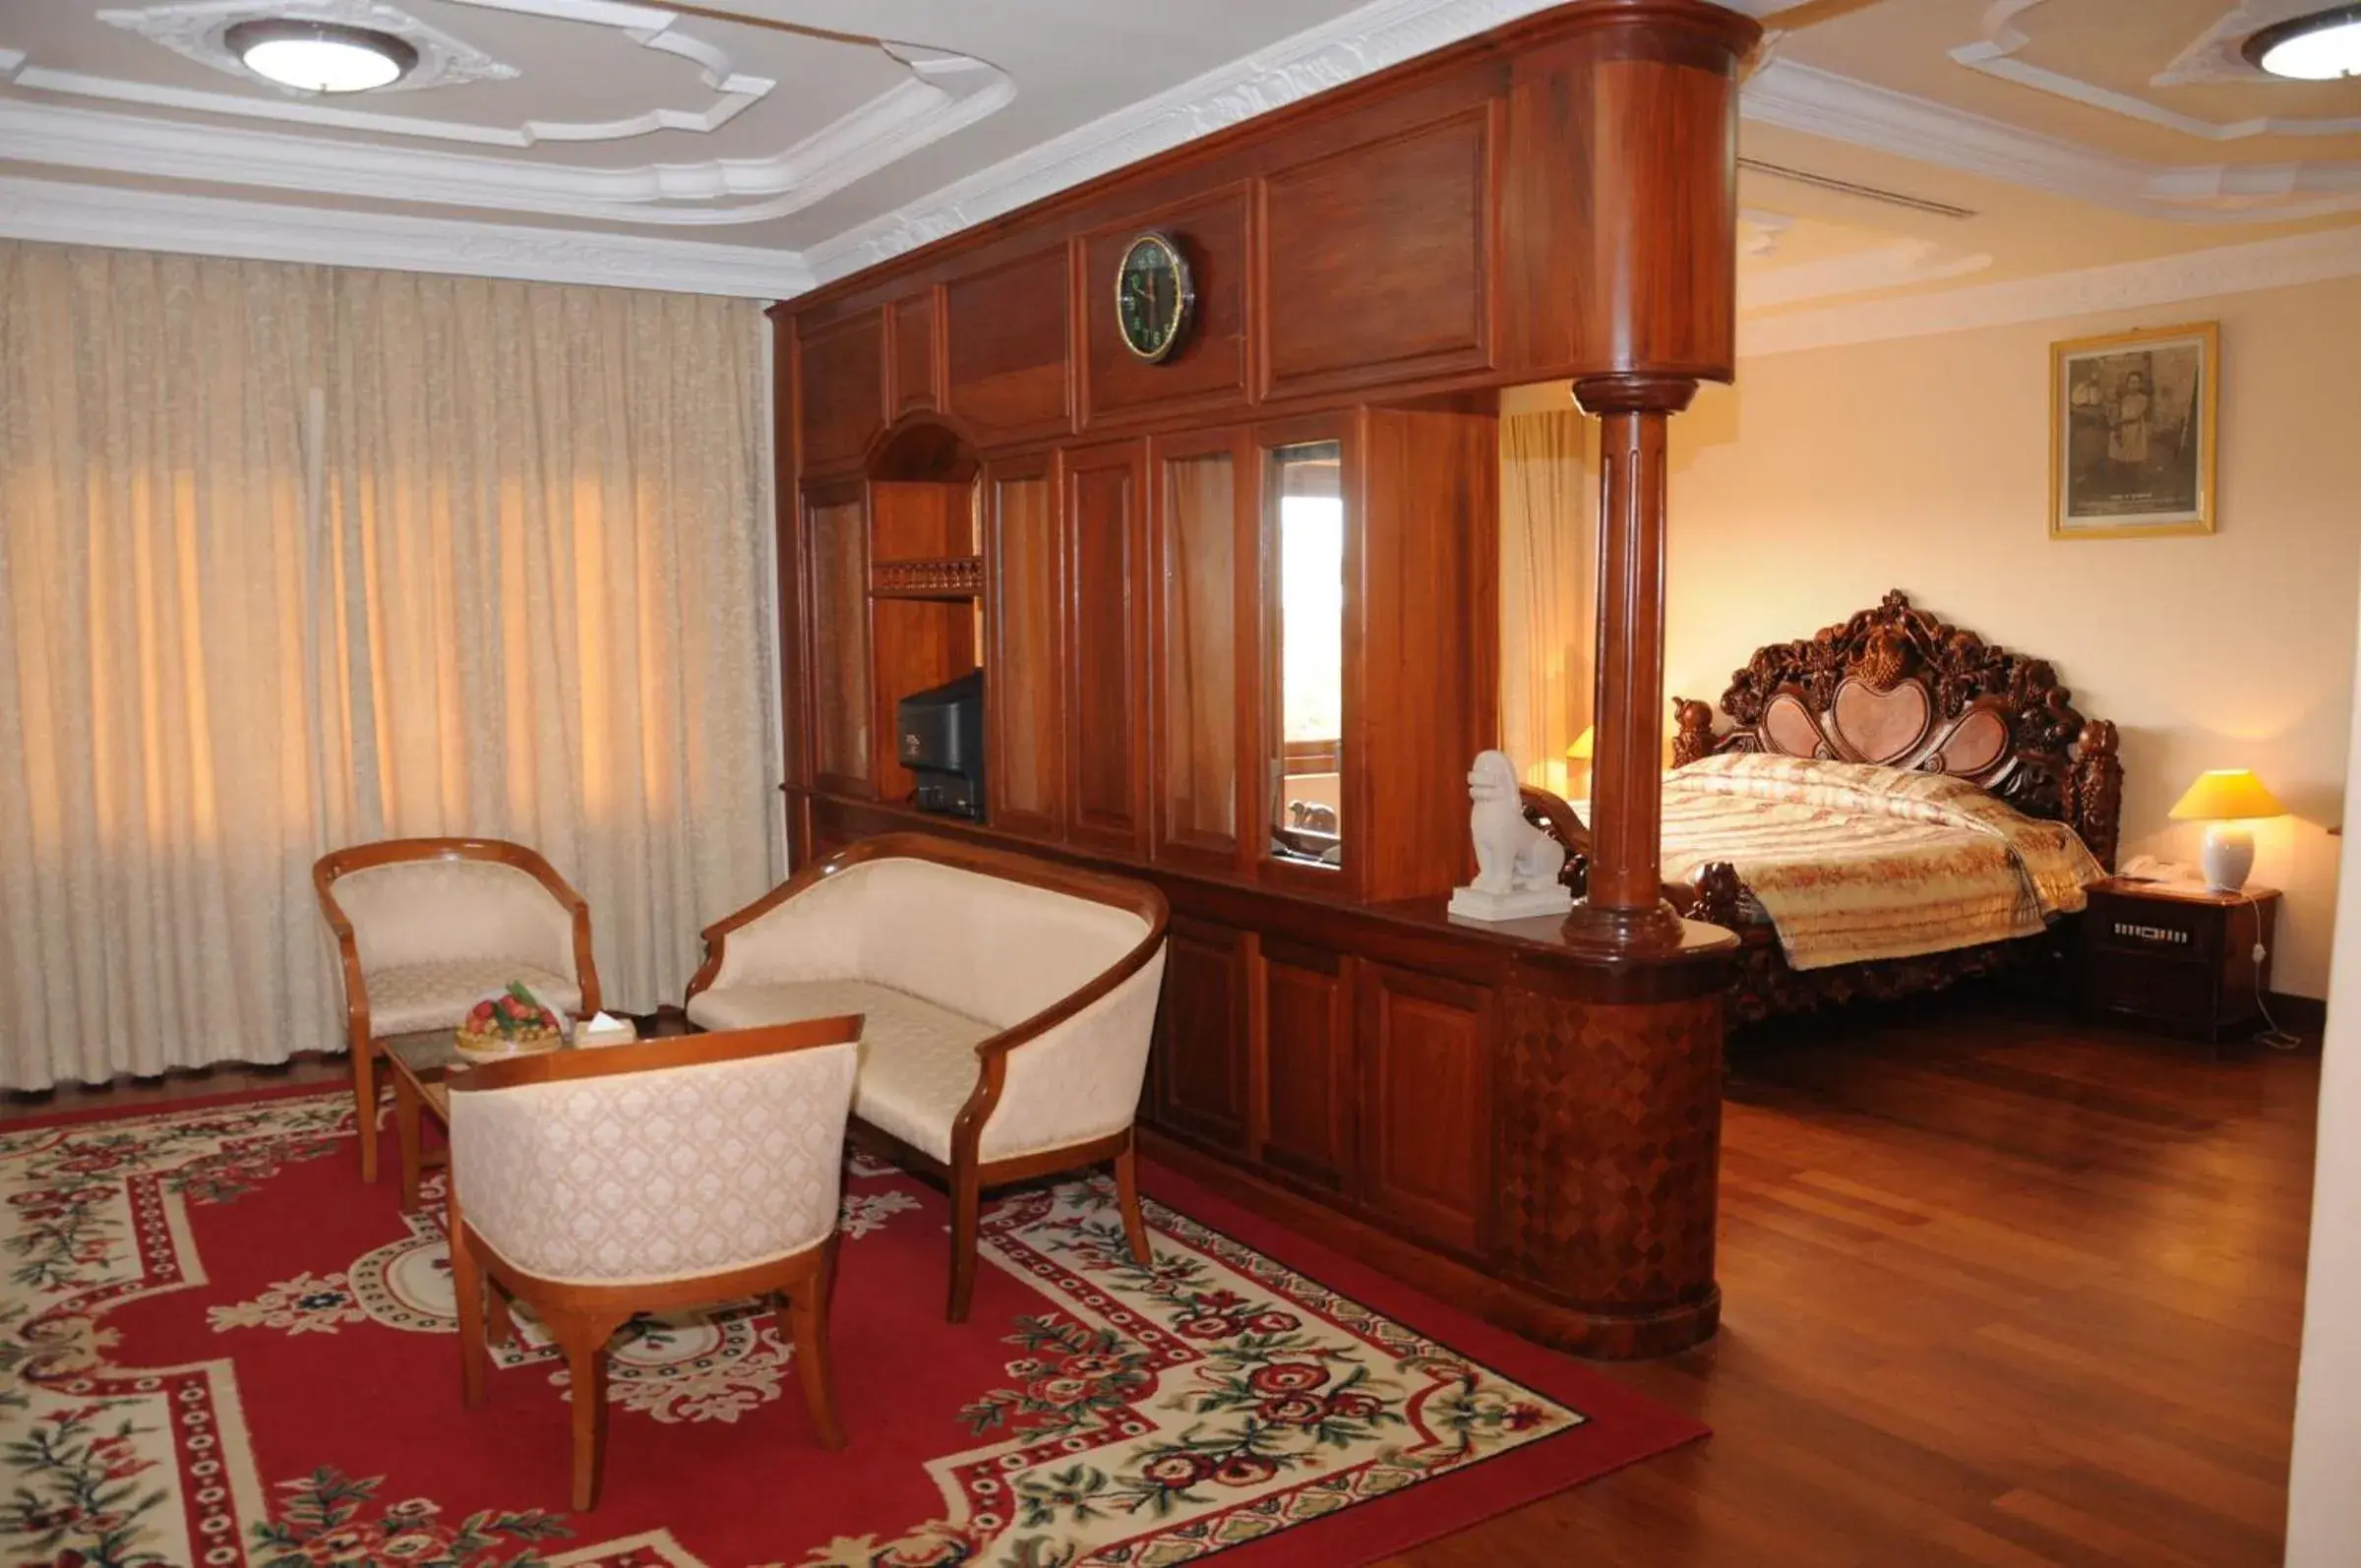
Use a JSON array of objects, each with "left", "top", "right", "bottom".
[
  {"left": 2167, "top": 768, "right": 2285, "bottom": 822},
  {"left": 1566, "top": 725, "right": 1595, "bottom": 762}
]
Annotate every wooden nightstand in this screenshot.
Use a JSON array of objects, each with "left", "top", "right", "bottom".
[{"left": 2080, "top": 877, "right": 2279, "bottom": 1043}]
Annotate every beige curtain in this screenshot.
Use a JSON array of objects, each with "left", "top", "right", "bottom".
[
  {"left": 1498, "top": 408, "right": 1595, "bottom": 796},
  {"left": 0, "top": 240, "right": 777, "bottom": 1090}
]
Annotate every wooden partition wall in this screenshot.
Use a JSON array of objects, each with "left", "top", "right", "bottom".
[{"left": 772, "top": 0, "right": 1759, "bottom": 1357}]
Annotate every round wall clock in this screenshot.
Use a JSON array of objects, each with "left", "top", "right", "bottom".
[{"left": 1114, "top": 231, "right": 1196, "bottom": 364}]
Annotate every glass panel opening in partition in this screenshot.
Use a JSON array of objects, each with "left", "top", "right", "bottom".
[{"left": 1267, "top": 441, "right": 1344, "bottom": 871}]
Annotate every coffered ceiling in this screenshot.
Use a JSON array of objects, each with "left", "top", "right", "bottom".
[{"left": 4, "top": 0, "right": 2360, "bottom": 347}]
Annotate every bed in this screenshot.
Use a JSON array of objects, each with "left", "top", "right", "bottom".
[{"left": 1522, "top": 590, "right": 2124, "bottom": 1022}]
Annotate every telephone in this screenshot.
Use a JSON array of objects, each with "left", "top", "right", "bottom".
[{"left": 2119, "top": 853, "right": 2201, "bottom": 884}]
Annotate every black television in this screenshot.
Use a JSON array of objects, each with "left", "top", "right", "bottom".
[{"left": 895, "top": 668, "right": 984, "bottom": 818}]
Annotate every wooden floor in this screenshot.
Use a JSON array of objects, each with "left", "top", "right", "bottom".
[
  {"left": 4, "top": 991, "right": 2317, "bottom": 1567},
  {"left": 1393, "top": 992, "right": 2318, "bottom": 1568}
]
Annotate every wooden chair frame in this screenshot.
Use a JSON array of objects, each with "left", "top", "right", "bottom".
[
  {"left": 687, "top": 833, "right": 1171, "bottom": 1321},
  {"left": 445, "top": 1019, "right": 861, "bottom": 1511},
  {"left": 313, "top": 836, "right": 601, "bottom": 1182}
]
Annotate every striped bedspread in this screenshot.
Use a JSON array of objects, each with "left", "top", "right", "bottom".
[{"left": 1656, "top": 754, "right": 2105, "bottom": 972}]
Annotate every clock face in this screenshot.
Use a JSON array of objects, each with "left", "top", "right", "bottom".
[{"left": 1115, "top": 232, "right": 1195, "bottom": 363}]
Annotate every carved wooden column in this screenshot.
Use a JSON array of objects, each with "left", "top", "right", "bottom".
[
  {"left": 1555, "top": 0, "right": 1755, "bottom": 952},
  {"left": 1572, "top": 373, "right": 1693, "bottom": 947}
]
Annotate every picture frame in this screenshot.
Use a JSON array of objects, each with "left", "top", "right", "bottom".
[{"left": 2050, "top": 321, "right": 2217, "bottom": 539}]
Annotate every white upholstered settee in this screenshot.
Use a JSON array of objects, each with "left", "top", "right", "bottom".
[{"left": 685, "top": 834, "right": 1170, "bottom": 1320}]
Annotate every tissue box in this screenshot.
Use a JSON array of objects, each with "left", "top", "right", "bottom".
[{"left": 575, "top": 1011, "right": 637, "bottom": 1048}]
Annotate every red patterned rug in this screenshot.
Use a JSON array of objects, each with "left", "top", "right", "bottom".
[{"left": 0, "top": 1086, "right": 1704, "bottom": 1566}]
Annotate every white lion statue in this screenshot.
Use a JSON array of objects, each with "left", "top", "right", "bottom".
[{"left": 1467, "top": 749, "right": 1565, "bottom": 895}]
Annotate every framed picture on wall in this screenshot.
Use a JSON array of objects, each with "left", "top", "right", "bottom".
[{"left": 2051, "top": 321, "right": 2218, "bottom": 539}]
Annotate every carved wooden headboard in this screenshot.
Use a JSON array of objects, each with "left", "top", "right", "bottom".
[{"left": 1671, "top": 589, "right": 2124, "bottom": 870}]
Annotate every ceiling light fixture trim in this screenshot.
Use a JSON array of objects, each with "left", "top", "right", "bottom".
[
  {"left": 2244, "top": 4, "right": 2361, "bottom": 78},
  {"left": 223, "top": 17, "right": 416, "bottom": 91},
  {"left": 96, "top": 0, "right": 517, "bottom": 94},
  {"left": 1954, "top": 0, "right": 2361, "bottom": 140}
]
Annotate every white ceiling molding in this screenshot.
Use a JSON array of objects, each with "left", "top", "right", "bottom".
[
  {"left": 0, "top": 173, "right": 810, "bottom": 296},
  {"left": 0, "top": 28, "right": 1009, "bottom": 224},
  {"left": 795, "top": 0, "right": 1810, "bottom": 278},
  {"left": 63, "top": 0, "right": 770, "bottom": 147},
  {"left": 1740, "top": 222, "right": 2361, "bottom": 356},
  {"left": 1952, "top": 0, "right": 2361, "bottom": 141},
  {"left": 1738, "top": 238, "right": 1993, "bottom": 310},
  {"left": 1743, "top": 58, "right": 2361, "bottom": 222},
  {"left": 803, "top": 0, "right": 1598, "bottom": 280}
]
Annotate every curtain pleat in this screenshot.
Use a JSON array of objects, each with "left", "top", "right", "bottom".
[
  {"left": 1498, "top": 409, "right": 1595, "bottom": 795},
  {"left": 0, "top": 240, "right": 778, "bottom": 1090}
]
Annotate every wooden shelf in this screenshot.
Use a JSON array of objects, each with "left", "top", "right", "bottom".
[{"left": 871, "top": 555, "right": 983, "bottom": 600}]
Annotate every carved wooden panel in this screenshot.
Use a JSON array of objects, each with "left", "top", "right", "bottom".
[
  {"left": 806, "top": 489, "right": 873, "bottom": 796},
  {"left": 1495, "top": 978, "right": 1723, "bottom": 1357},
  {"left": 1151, "top": 917, "right": 1250, "bottom": 1153},
  {"left": 797, "top": 309, "right": 888, "bottom": 473},
  {"left": 984, "top": 455, "right": 1061, "bottom": 840},
  {"left": 1083, "top": 188, "right": 1251, "bottom": 428},
  {"left": 1063, "top": 442, "right": 1147, "bottom": 855},
  {"left": 1357, "top": 962, "right": 1490, "bottom": 1256},
  {"left": 1257, "top": 937, "right": 1354, "bottom": 1193},
  {"left": 945, "top": 246, "right": 1072, "bottom": 446},
  {"left": 889, "top": 290, "right": 940, "bottom": 416},
  {"left": 1259, "top": 110, "right": 1491, "bottom": 400}
]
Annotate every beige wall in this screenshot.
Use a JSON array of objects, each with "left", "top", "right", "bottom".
[
  {"left": 1665, "top": 274, "right": 2361, "bottom": 997},
  {"left": 2286, "top": 571, "right": 2361, "bottom": 1561}
]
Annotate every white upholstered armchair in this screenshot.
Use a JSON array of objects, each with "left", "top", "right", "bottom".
[
  {"left": 314, "top": 838, "right": 600, "bottom": 1182},
  {"left": 685, "top": 834, "right": 1170, "bottom": 1321},
  {"left": 445, "top": 1018, "right": 862, "bottom": 1511}
]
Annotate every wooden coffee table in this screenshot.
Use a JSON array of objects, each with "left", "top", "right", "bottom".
[
  {"left": 380, "top": 1015, "right": 678, "bottom": 1212},
  {"left": 380, "top": 1030, "right": 485, "bottom": 1215}
]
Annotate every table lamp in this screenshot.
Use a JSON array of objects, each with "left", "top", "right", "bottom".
[
  {"left": 2167, "top": 768, "right": 2285, "bottom": 892},
  {"left": 1565, "top": 725, "right": 1594, "bottom": 796}
]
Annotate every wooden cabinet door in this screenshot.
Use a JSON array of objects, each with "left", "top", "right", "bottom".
[
  {"left": 1149, "top": 917, "right": 1250, "bottom": 1153},
  {"left": 1255, "top": 936, "right": 1354, "bottom": 1193},
  {"left": 1258, "top": 110, "right": 1492, "bottom": 401},
  {"left": 984, "top": 453, "right": 1062, "bottom": 840},
  {"left": 888, "top": 289, "right": 940, "bottom": 416},
  {"left": 804, "top": 480, "right": 873, "bottom": 798},
  {"left": 1357, "top": 962, "right": 1491, "bottom": 1256},
  {"left": 1150, "top": 428, "right": 1254, "bottom": 874},
  {"left": 796, "top": 309, "right": 888, "bottom": 474},
  {"left": 1063, "top": 441, "right": 1148, "bottom": 855}
]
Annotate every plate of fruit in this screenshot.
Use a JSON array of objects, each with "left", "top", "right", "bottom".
[{"left": 454, "top": 982, "right": 568, "bottom": 1062}]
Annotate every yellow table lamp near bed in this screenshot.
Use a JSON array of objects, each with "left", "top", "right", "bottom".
[{"left": 2168, "top": 768, "right": 2285, "bottom": 892}]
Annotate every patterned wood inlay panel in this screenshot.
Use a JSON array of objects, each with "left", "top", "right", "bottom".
[{"left": 1495, "top": 980, "right": 1724, "bottom": 1358}]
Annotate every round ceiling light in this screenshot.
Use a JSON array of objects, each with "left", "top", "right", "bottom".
[
  {"left": 223, "top": 18, "right": 418, "bottom": 92},
  {"left": 2245, "top": 5, "right": 2361, "bottom": 80}
]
